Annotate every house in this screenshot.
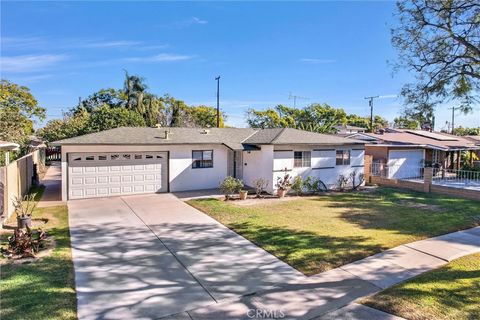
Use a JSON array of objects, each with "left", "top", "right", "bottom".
[
  {"left": 52, "top": 127, "right": 365, "bottom": 200},
  {"left": 347, "top": 129, "right": 479, "bottom": 179},
  {"left": 334, "top": 124, "right": 367, "bottom": 135}
]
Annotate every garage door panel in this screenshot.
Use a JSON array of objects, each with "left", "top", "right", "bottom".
[
  {"left": 97, "top": 176, "right": 109, "bottom": 184},
  {"left": 68, "top": 152, "right": 168, "bottom": 200}
]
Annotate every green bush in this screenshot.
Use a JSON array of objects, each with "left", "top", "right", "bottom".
[
  {"left": 219, "top": 176, "right": 244, "bottom": 200},
  {"left": 291, "top": 176, "right": 304, "bottom": 196}
]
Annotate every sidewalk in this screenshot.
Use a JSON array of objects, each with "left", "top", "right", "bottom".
[
  {"left": 37, "top": 162, "right": 65, "bottom": 208},
  {"left": 164, "top": 226, "right": 480, "bottom": 320}
]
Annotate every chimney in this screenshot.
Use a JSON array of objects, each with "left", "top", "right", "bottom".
[{"left": 164, "top": 130, "right": 171, "bottom": 140}]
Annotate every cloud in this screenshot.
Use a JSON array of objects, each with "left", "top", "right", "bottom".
[
  {"left": 123, "top": 53, "right": 195, "bottom": 63},
  {"left": 1, "top": 54, "right": 68, "bottom": 73},
  {"left": 191, "top": 17, "right": 208, "bottom": 25},
  {"left": 299, "top": 58, "right": 336, "bottom": 64},
  {"left": 80, "top": 40, "right": 142, "bottom": 48},
  {"left": 11, "top": 74, "right": 54, "bottom": 83},
  {"left": 173, "top": 17, "right": 208, "bottom": 28}
]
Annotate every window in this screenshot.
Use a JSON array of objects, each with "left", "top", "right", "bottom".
[
  {"left": 98, "top": 155, "right": 107, "bottom": 161},
  {"left": 134, "top": 154, "right": 142, "bottom": 160},
  {"left": 192, "top": 150, "right": 213, "bottom": 168},
  {"left": 111, "top": 154, "right": 119, "bottom": 160},
  {"left": 122, "top": 154, "right": 131, "bottom": 160},
  {"left": 336, "top": 150, "right": 350, "bottom": 165},
  {"left": 73, "top": 156, "right": 81, "bottom": 161},
  {"left": 293, "top": 151, "right": 311, "bottom": 168},
  {"left": 145, "top": 155, "right": 153, "bottom": 159},
  {"left": 85, "top": 156, "right": 94, "bottom": 161}
]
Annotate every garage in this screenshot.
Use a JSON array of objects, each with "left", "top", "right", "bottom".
[
  {"left": 68, "top": 152, "right": 168, "bottom": 200},
  {"left": 387, "top": 149, "right": 424, "bottom": 179}
]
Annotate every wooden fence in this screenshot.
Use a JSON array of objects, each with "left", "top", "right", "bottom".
[{"left": 1, "top": 149, "right": 46, "bottom": 222}]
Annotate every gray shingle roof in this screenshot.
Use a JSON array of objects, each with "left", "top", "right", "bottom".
[{"left": 53, "top": 127, "right": 364, "bottom": 148}]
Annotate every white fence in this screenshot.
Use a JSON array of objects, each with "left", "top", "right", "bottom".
[
  {"left": 432, "top": 168, "right": 480, "bottom": 190},
  {"left": 371, "top": 163, "right": 424, "bottom": 181}
]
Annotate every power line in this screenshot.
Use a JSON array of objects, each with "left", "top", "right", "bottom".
[{"left": 288, "top": 92, "right": 309, "bottom": 108}]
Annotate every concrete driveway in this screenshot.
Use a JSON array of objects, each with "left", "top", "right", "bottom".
[{"left": 69, "top": 194, "right": 304, "bottom": 319}]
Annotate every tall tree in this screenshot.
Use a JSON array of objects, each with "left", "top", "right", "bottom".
[
  {"left": 0, "top": 80, "right": 46, "bottom": 144},
  {"left": 247, "top": 104, "right": 346, "bottom": 133},
  {"left": 392, "top": 0, "right": 480, "bottom": 122},
  {"left": 393, "top": 115, "right": 420, "bottom": 129}
]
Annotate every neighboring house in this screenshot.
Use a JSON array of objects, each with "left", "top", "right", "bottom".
[
  {"left": 53, "top": 127, "right": 365, "bottom": 200},
  {"left": 348, "top": 129, "right": 479, "bottom": 179},
  {"left": 335, "top": 124, "right": 367, "bottom": 135}
]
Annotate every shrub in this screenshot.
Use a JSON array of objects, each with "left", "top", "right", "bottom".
[
  {"left": 1, "top": 227, "right": 47, "bottom": 258},
  {"left": 337, "top": 174, "right": 349, "bottom": 191},
  {"left": 291, "top": 176, "right": 304, "bottom": 196},
  {"left": 252, "top": 178, "right": 269, "bottom": 198},
  {"left": 219, "top": 176, "right": 244, "bottom": 200},
  {"left": 350, "top": 170, "right": 365, "bottom": 190},
  {"left": 304, "top": 176, "right": 327, "bottom": 194}
]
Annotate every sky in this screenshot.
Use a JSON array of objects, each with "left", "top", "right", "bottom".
[{"left": 1, "top": 1, "right": 479, "bottom": 130}]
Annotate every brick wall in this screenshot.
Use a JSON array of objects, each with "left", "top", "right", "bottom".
[{"left": 370, "top": 176, "right": 425, "bottom": 192}]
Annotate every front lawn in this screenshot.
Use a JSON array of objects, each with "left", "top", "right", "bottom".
[
  {"left": 361, "top": 253, "right": 480, "bottom": 320},
  {"left": 188, "top": 187, "right": 480, "bottom": 275},
  {"left": 0, "top": 186, "right": 77, "bottom": 320}
]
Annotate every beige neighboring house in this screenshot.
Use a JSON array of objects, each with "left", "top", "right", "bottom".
[
  {"left": 347, "top": 129, "right": 479, "bottom": 179},
  {"left": 0, "top": 140, "right": 20, "bottom": 164},
  {"left": 1, "top": 141, "right": 20, "bottom": 222}
]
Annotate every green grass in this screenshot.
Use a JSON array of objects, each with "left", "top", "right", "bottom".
[
  {"left": 361, "top": 253, "right": 480, "bottom": 320},
  {"left": 0, "top": 186, "right": 77, "bottom": 320},
  {"left": 188, "top": 187, "right": 480, "bottom": 275}
]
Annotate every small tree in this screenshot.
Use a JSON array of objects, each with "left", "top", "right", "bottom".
[
  {"left": 219, "top": 176, "right": 244, "bottom": 200},
  {"left": 252, "top": 178, "right": 269, "bottom": 198}
]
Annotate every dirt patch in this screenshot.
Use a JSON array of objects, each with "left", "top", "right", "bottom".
[{"left": 398, "top": 200, "right": 446, "bottom": 212}]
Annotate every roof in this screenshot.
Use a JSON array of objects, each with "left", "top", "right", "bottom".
[
  {"left": 360, "top": 129, "right": 478, "bottom": 151},
  {"left": 53, "top": 127, "right": 365, "bottom": 148},
  {"left": 0, "top": 140, "right": 20, "bottom": 151},
  {"left": 334, "top": 124, "right": 367, "bottom": 131},
  {"left": 243, "top": 128, "right": 365, "bottom": 145},
  {"left": 465, "top": 135, "right": 480, "bottom": 145}
]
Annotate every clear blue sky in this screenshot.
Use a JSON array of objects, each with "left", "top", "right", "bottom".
[{"left": 2, "top": 1, "right": 478, "bottom": 130}]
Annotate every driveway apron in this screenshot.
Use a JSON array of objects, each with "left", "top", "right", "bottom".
[{"left": 68, "top": 197, "right": 215, "bottom": 320}]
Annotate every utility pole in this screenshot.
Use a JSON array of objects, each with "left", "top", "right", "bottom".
[
  {"left": 215, "top": 76, "right": 221, "bottom": 128},
  {"left": 288, "top": 92, "right": 309, "bottom": 108},
  {"left": 449, "top": 106, "right": 456, "bottom": 134},
  {"left": 364, "top": 95, "right": 379, "bottom": 133}
]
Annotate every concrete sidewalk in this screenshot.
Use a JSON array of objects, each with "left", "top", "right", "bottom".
[
  {"left": 167, "top": 226, "right": 480, "bottom": 320},
  {"left": 37, "top": 162, "right": 65, "bottom": 208}
]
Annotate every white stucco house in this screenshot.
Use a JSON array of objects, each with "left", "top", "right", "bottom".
[{"left": 53, "top": 127, "right": 366, "bottom": 200}]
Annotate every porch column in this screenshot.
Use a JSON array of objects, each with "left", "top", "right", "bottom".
[
  {"left": 364, "top": 155, "right": 372, "bottom": 183},
  {"left": 457, "top": 150, "right": 461, "bottom": 170}
]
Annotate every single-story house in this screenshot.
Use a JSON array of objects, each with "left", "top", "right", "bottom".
[
  {"left": 335, "top": 124, "right": 367, "bottom": 135},
  {"left": 347, "top": 129, "right": 479, "bottom": 179},
  {"left": 53, "top": 127, "right": 365, "bottom": 200}
]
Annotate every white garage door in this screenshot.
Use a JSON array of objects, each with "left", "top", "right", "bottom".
[
  {"left": 68, "top": 152, "right": 168, "bottom": 200},
  {"left": 388, "top": 149, "right": 424, "bottom": 179}
]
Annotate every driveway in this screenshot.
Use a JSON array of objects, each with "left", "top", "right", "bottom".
[{"left": 68, "top": 194, "right": 304, "bottom": 319}]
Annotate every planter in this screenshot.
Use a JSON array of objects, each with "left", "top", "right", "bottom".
[
  {"left": 277, "top": 189, "right": 287, "bottom": 198},
  {"left": 239, "top": 190, "right": 248, "bottom": 200},
  {"left": 17, "top": 216, "right": 32, "bottom": 229}
]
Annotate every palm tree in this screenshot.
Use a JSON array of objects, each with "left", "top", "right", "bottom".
[{"left": 123, "top": 70, "right": 147, "bottom": 113}]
